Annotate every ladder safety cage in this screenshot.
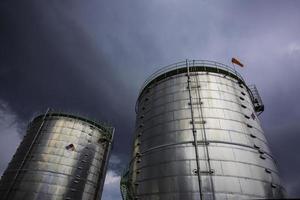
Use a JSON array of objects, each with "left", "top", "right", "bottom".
[{"left": 247, "top": 85, "right": 265, "bottom": 115}]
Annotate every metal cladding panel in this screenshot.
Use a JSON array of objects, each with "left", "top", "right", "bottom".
[
  {"left": 125, "top": 61, "right": 285, "bottom": 200},
  {"left": 0, "top": 113, "right": 113, "bottom": 200}
]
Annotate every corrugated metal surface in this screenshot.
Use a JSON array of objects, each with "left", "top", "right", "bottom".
[
  {"left": 124, "top": 60, "right": 285, "bottom": 199},
  {"left": 0, "top": 112, "right": 114, "bottom": 200}
]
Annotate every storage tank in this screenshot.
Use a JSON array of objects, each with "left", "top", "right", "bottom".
[
  {"left": 0, "top": 110, "right": 114, "bottom": 200},
  {"left": 121, "top": 60, "right": 285, "bottom": 199}
]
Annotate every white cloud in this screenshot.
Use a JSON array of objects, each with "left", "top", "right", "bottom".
[
  {"left": 109, "top": 154, "right": 121, "bottom": 165},
  {"left": 102, "top": 170, "right": 122, "bottom": 200},
  {"left": 0, "top": 101, "right": 22, "bottom": 176},
  {"left": 288, "top": 43, "right": 300, "bottom": 55}
]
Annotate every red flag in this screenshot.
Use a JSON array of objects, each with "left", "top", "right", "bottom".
[{"left": 231, "top": 57, "right": 244, "bottom": 67}]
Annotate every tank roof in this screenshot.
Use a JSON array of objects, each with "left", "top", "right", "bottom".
[
  {"left": 33, "top": 112, "right": 114, "bottom": 135},
  {"left": 138, "top": 60, "right": 246, "bottom": 98}
]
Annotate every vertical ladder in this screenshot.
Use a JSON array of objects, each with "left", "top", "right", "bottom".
[
  {"left": 4, "top": 108, "right": 51, "bottom": 200},
  {"left": 193, "top": 62, "right": 215, "bottom": 200},
  {"left": 186, "top": 60, "right": 203, "bottom": 200}
]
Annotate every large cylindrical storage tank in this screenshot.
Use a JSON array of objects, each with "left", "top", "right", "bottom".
[
  {"left": 121, "top": 60, "right": 285, "bottom": 199},
  {"left": 0, "top": 111, "right": 114, "bottom": 200}
]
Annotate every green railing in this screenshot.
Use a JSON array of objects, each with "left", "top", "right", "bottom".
[
  {"left": 33, "top": 110, "right": 114, "bottom": 136},
  {"left": 120, "top": 167, "right": 134, "bottom": 200}
]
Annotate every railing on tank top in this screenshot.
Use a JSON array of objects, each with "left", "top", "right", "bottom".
[{"left": 139, "top": 60, "right": 245, "bottom": 95}]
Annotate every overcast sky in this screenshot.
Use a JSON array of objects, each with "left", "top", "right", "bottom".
[{"left": 1, "top": 0, "right": 300, "bottom": 199}]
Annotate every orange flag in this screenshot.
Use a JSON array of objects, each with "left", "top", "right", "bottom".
[{"left": 231, "top": 57, "right": 244, "bottom": 67}]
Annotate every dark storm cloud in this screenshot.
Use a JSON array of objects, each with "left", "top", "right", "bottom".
[
  {"left": 0, "top": 1, "right": 114, "bottom": 116},
  {"left": 265, "top": 123, "right": 300, "bottom": 197},
  {"left": 0, "top": 0, "right": 140, "bottom": 161},
  {"left": 1, "top": 0, "right": 300, "bottom": 198}
]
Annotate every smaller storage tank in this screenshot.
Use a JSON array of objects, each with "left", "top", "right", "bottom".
[{"left": 0, "top": 110, "right": 114, "bottom": 200}]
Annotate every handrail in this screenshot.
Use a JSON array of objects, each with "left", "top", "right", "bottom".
[
  {"left": 138, "top": 60, "right": 245, "bottom": 96},
  {"left": 33, "top": 112, "right": 114, "bottom": 135}
]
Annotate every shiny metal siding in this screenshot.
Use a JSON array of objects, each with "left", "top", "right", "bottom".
[
  {"left": 129, "top": 65, "right": 285, "bottom": 199},
  {"left": 0, "top": 113, "right": 113, "bottom": 200}
]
